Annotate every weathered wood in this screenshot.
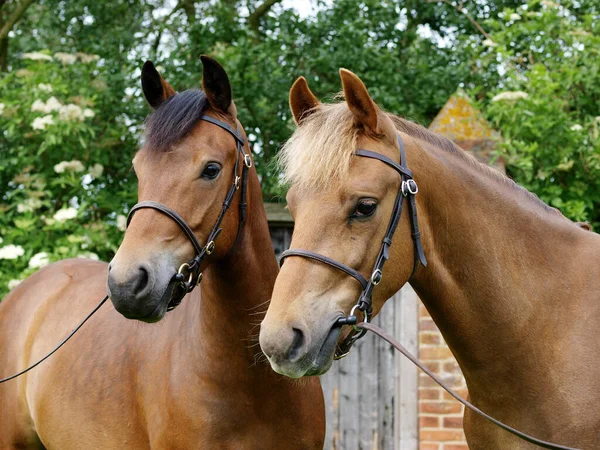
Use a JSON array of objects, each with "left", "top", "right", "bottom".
[
  {"left": 264, "top": 202, "right": 294, "bottom": 226},
  {"left": 395, "top": 286, "right": 419, "bottom": 450},
  {"left": 318, "top": 287, "right": 418, "bottom": 450},
  {"left": 267, "top": 223, "right": 419, "bottom": 450}
]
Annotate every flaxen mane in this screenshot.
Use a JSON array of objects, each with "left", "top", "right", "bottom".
[{"left": 279, "top": 100, "right": 558, "bottom": 216}]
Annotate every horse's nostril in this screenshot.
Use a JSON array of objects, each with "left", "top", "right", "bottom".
[
  {"left": 287, "top": 328, "right": 305, "bottom": 361},
  {"left": 133, "top": 265, "right": 150, "bottom": 296}
]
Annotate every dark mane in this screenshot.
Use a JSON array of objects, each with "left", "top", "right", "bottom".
[
  {"left": 144, "top": 89, "right": 209, "bottom": 151},
  {"left": 387, "top": 114, "right": 560, "bottom": 217}
]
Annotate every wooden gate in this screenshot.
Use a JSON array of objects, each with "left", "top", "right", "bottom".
[{"left": 267, "top": 203, "right": 419, "bottom": 450}]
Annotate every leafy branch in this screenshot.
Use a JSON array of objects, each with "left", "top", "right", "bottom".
[{"left": 425, "top": 0, "right": 491, "bottom": 40}]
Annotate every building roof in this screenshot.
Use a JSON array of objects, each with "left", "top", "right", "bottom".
[{"left": 429, "top": 91, "right": 503, "bottom": 169}]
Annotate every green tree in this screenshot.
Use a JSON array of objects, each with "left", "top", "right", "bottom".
[{"left": 473, "top": 0, "right": 600, "bottom": 224}]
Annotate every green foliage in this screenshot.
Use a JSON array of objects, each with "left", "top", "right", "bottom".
[
  {"left": 0, "top": 51, "right": 139, "bottom": 293},
  {"left": 0, "top": 0, "right": 598, "bottom": 296},
  {"left": 475, "top": 0, "right": 600, "bottom": 223}
]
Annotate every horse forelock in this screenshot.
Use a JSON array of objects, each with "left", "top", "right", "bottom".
[
  {"left": 279, "top": 99, "right": 559, "bottom": 219},
  {"left": 143, "top": 89, "right": 209, "bottom": 152}
]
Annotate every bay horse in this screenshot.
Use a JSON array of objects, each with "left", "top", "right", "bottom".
[
  {"left": 0, "top": 56, "right": 324, "bottom": 449},
  {"left": 259, "top": 69, "right": 600, "bottom": 449}
]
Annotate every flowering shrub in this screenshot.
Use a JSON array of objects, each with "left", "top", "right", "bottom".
[
  {"left": 0, "top": 50, "right": 141, "bottom": 296},
  {"left": 476, "top": 0, "right": 600, "bottom": 224}
]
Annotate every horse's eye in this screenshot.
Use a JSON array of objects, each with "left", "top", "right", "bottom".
[
  {"left": 352, "top": 200, "right": 378, "bottom": 218},
  {"left": 201, "top": 162, "right": 222, "bottom": 180}
]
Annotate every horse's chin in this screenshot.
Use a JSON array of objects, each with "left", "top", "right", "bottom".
[
  {"left": 121, "top": 281, "right": 177, "bottom": 324},
  {"left": 269, "top": 323, "right": 342, "bottom": 378}
]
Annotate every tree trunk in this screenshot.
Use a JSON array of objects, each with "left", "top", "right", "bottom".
[{"left": 0, "top": 36, "right": 7, "bottom": 71}]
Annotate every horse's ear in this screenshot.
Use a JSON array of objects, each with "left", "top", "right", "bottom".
[
  {"left": 200, "top": 55, "right": 233, "bottom": 114},
  {"left": 141, "top": 61, "right": 176, "bottom": 109},
  {"left": 339, "top": 68, "right": 379, "bottom": 132},
  {"left": 289, "top": 77, "right": 320, "bottom": 125}
]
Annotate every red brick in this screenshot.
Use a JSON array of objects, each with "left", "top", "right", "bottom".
[
  {"left": 423, "top": 361, "right": 440, "bottom": 373},
  {"left": 420, "top": 333, "right": 441, "bottom": 345},
  {"left": 420, "top": 318, "right": 439, "bottom": 331},
  {"left": 419, "top": 443, "right": 440, "bottom": 450},
  {"left": 420, "top": 375, "right": 443, "bottom": 388},
  {"left": 443, "top": 361, "right": 461, "bottom": 373},
  {"left": 419, "top": 402, "right": 462, "bottom": 414},
  {"left": 420, "top": 347, "right": 454, "bottom": 360},
  {"left": 443, "top": 445, "right": 469, "bottom": 450},
  {"left": 419, "top": 388, "right": 442, "bottom": 400},
  {"left": 443, "top": 416, "right": 464, "bottom": 429},
  {"left": 420, "top": 415, "right": 440, "bottom": 428},
  {"left": 442, "top": 388, "right": 469, "bottom": 401},
  {"left": 420, "top": 430, "right": 465, "bottom": 441}
]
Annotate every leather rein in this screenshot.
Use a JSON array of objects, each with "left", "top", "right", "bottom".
[
  {"left": 279, "top": 133, "right": 578, "bottom": 450},
  {"left": 127, "top": 115, "right": 251, "bottom": 311}
]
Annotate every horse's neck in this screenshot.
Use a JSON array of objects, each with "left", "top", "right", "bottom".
[
  {"left": 193, "top": 174, "right": 277, "bottom": 375},
  {"left": 408, "top": 141, "right": 594, "bottom": 396}
]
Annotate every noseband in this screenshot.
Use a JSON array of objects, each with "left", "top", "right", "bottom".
[
  {"left": 279, "top": 134, "right": 427, "bottom": 359},
  {"left": 126, "top": 115, "right": 251, "bottom": 311}
]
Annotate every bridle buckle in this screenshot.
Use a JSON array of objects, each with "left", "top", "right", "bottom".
[
  {"left": 234, "top": 175, "right": 241, "bottom": 190},
  {"left": 402, "top": 179, "right": 418, "bottom": 196},
  {"left": 205, "top": 240, "right": 215, "bottom": 255},
  {"left": 177, "top": 262, "right": 194, "bottom": 285},
  {"left": 243, "top": 154, "right": 253, "bottom": 168},
  {"left": 371, "top": 269, "right": 382, "bottom": 285}
]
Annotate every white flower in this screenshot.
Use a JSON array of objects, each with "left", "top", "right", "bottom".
[
  {"left": 53, "top": 207, "right": 78, "bottom": 222},
  {"left": 0, "top": 103, "right": 5, "bottom": 116},
  {"left": 116, "top": 215, "right": 127, "bottom": 232},
  {"left": 31, "top": 96, "right": 62, "bottom": 114},
  {"left": 29, "top": 252, "right": 50, "bottom": 269},
  {"left": 78, "top": 252, "right": 99, "bottom": 260},
  {"left": 8, "top": 279, "right": 22, "bottom": 290},
  {"left": 54, "top": 160, "right": 85, "bottom": 173},
  {"left": 491, "top": 91, "right": 529, "bottom": 102},
  {"left": 38, "top": 83, "right": 53, "bottom": 92},
  {"left": 54, "top": 52, "right": 77, "bottom": 64},
  {"left": 22, "top": 52, "right": 53, "bottom": 61},
  {"left": 75, "top": 52, "right": 100, "bottom": 63},
  {"left": 45, "top": 96, "right": 63, "bottom": 111},
  {"left": 17, "top": 198, "right": 42, "bottom": 213},
  {"left": 482, "top": 39, "right": 498, "bottom": 47},
  {"left": 509, "top": 13, "right": 521, "bottom": 21},
  {"left": 570, "top": 124, "right": 583, "bottom": 131},
  {"left": 0, "top": 244, "right": 25, "bottom": 259},
  {"left": 31, "top": 99, "right": 46, "bottom": 112},
  {"left": 32, "top": 115, "right": 54, "bottom": 130},
  {"left": 88, "top": 163, "right": 104, "bottom": 178},
  {"left": 58, "top": 104, "right": 85, "bottom": 122},
  {"left": 83, "top": 108, "right": 95, "bottom": 118},
  {"left": 541, "top": 0, "right": 558, "bottom": 7}
]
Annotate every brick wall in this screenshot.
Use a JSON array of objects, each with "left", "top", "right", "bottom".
[{"left": 418, "top": 303, "right": 468, "bottom": 450}]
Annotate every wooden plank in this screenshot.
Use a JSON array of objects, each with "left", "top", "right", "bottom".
[
  {"left": 395, "top": 285, "right": 419, "bottom": 450},
  {"left": 378, "top": 297, "right": 397, "bottom": 450},
  {"left": 339, "top": 328, "right": 360, "bottom": 448},
  {"left": 264, "top": 202, "right": 294, "bottom": 225}
]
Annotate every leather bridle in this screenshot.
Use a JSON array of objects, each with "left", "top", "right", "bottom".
[
  {"left": 126, "top": 115, "right": 251, "bottom": 311},
  {"left": 279, "top": 134, "right": 427, "bottom": 359}
]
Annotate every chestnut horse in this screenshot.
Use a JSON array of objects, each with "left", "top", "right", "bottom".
[
  {"left": 0, "top": 57, "right": 324, "bottom": 449},
  {"left": 260, "top": 69, "right": 600, "bottom": 449}
]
